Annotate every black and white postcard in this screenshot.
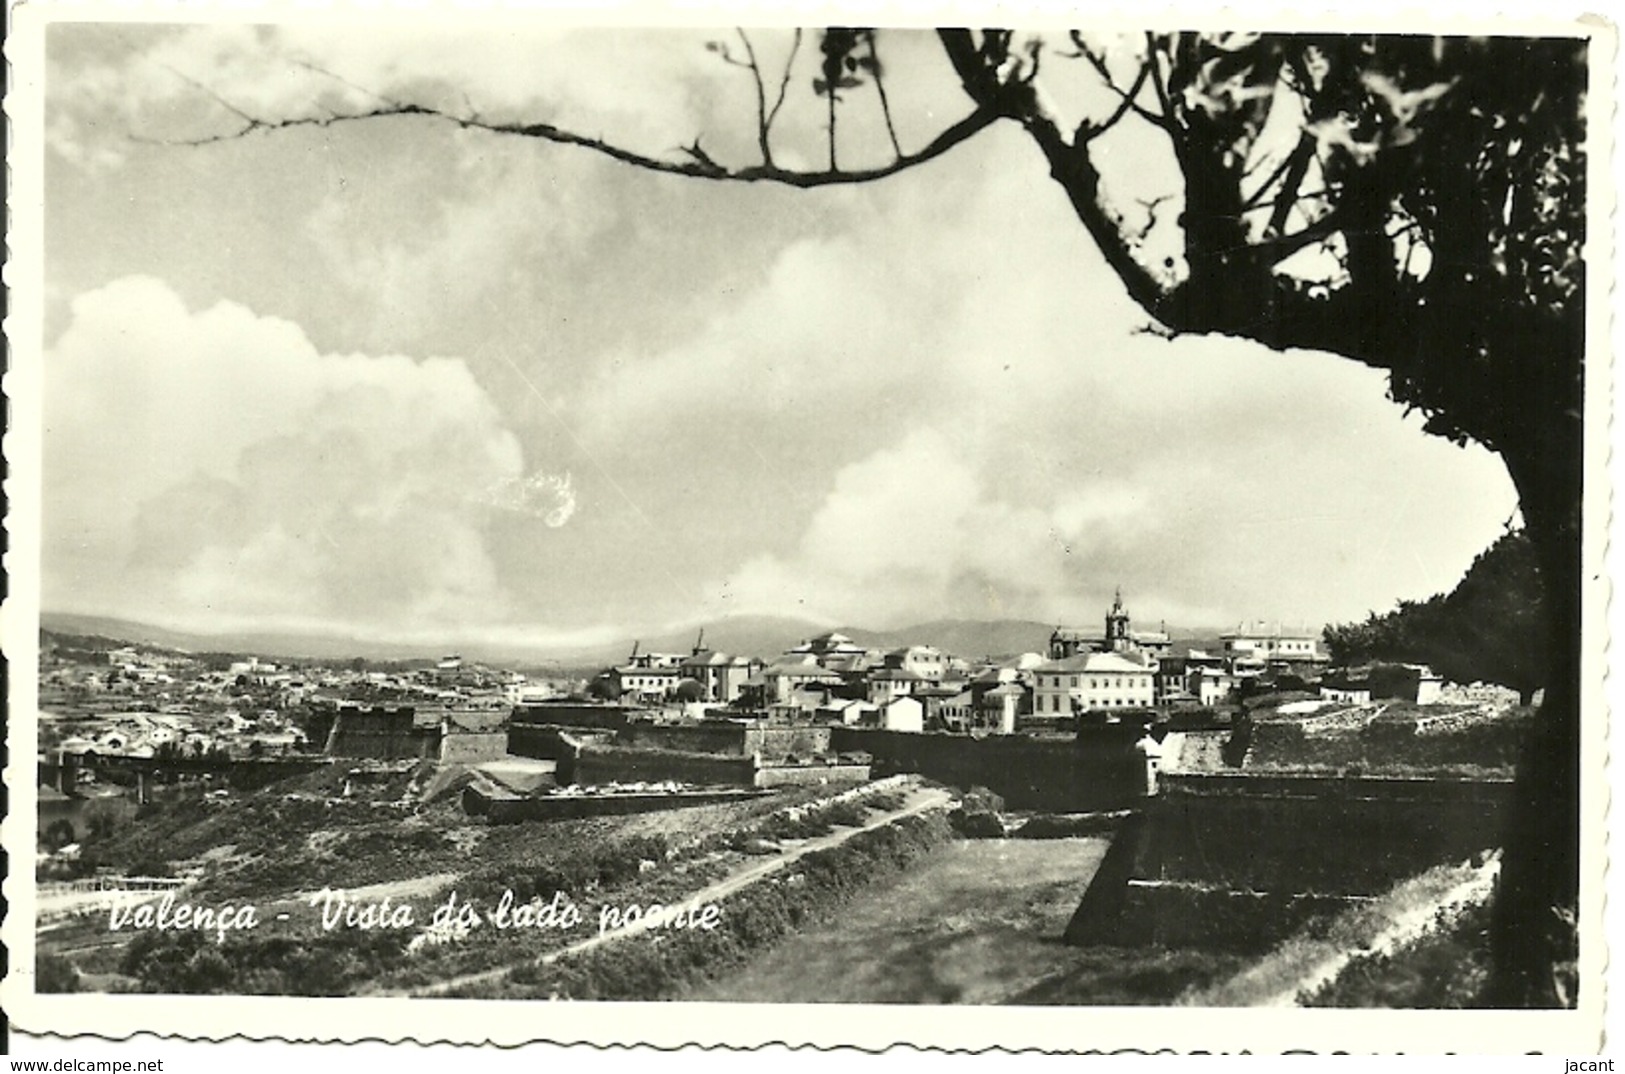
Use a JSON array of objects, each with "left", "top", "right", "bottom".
[{"left": 2, "top": 1, "right": 1614, "bottom": 1055}]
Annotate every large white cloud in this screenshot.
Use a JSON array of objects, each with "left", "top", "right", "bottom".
[
  {"left": 717, "top": 427, "right": 1136, "bottom": 626},
  {"left": 697, "top": 319, "right": 1522, "bottom": 633},
  {"left": 554, "top": 137, "right": 1523, "bottom": 632},
  {"left": 44, "top": 276, "right": 530, "bottom": 633}
]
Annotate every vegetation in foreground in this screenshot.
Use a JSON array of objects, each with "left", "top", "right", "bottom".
[
  {"left": 1010, "top": 948, "right": 1251, "bottom": 1006},
  {"left": 474, "top": 811, "right": 956, "bottom": 1000},
  {"left": 1182, "top": 855, "right": 1502, "bottom": 1009},
  {"left": 1300, "top": 892, "right": 1520, "bottom": 1008},
  {"left": 40, "top": 770, "right": 920, "bottom": 996}
]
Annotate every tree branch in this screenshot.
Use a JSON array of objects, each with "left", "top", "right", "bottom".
[
  {"left": 1072, "top": 38, "right": 1164, "bottom": 136},
  {"left": 156, "top": 63, "right": 275, "bottom": 135},
  {"left": 1143, "top": 33, "right": 1177, "bottom": 127},
  {"left": 865, "top": 31, "right": 904, "bottom": 159},
  {"left": 936, "top": 27, "right": 1414, "bottom": 369},
  {"left": 1253, "top": 203, "right": 1349, "bottom": 262},
  {"left": 1130, "top": 193, "right": 1174, "bottom": 242},
  {"left": 1265, "top": 132, "right": 1318, "bottom": 238},
  {"left": 826, "top": 75, "right": 838, "bottom": 171},
  {"left": 937, "top": 29, "right": 1178, "bottom": 322},
  {"left": 290, "top": 59, "right": 405, "bottom": 110},
  {"left": 734, "top": 29, "right": 774, "bottom": 166},
  {"left": 765, "top": 29, "right": 802, "bottom": 137},
  {"left": 161, "top": 96, "right": 1001, "bottom": 189}
]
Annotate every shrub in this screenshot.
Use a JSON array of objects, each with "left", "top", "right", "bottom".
[
  {"left": 36, "top": 953, "right": 80, "bottom": 993},
  {"left": 40, "top": 818, "right": 77, "bottom": 851},
  {"left": 819, "top": 800, "right": 869, "bottom": 828},
  {"left": 120, "top": 926, "right": 416, "bottom": 996},
  {"left": 864, "top": 791, "right": 907, "bottom": 812},
  {"left": 1300, "top": 894, "right": 1494, "bottom": 1008}
]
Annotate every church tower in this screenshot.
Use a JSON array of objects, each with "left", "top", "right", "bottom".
[{"left": 1105, "top": 588, "right": 1132, "bottom": 652}]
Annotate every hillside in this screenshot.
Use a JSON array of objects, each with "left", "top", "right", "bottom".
[
  {"left": 40, "top": 609, "right": 1229, "bottom": 671},
  {"left": 834, "top": 620, "right": 1054, "bottom": 660},
  {"left": 42, "top": 612, "right": 442, "bottom": 663}
]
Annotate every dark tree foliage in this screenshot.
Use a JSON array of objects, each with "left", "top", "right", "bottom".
[
  {"left": 1324, "top": 530, "right": 1548, "bottom": 705},
  {"left": 180, "top": 25, "right": 1593, "bottom": 1007}
]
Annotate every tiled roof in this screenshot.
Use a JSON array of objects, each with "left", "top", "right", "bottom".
[
  {"left": 763, "top": 661, "right": 842, "bottom": 679},
  {"left": 1034, "top": 652, "right": 1154, "bottom": 675}
]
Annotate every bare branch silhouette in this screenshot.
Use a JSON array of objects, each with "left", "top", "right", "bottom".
[
  {"left": 765, "top": 29, "right": 803, "bottom": 137},
  {"left": 156, "top": 94, "right": 1001, "bottom": 189},
  {"left": 734, "top": 29, "right": 774, "bottom": 166},
  {"left": 1074, "top": 47, "right": 1157, "bottom": 142},
  {"left": 864, "top": 31, "right": 903, "bottom": 159},
  {"left": 155, "top": 63, "right": 275, "bottom": 135}
]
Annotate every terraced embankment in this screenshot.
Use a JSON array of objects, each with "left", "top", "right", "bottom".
[
  {"left": 691, "top": 836, "right": 1111, "bottom": 1004},
  {"left": 1184, "top": 853, "right": 1500, "bottom": 1007},
  {"left": 412, "top": 781, "right": 954, "bottom": 999}
]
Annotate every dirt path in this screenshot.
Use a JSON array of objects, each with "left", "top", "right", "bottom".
[
  {"left": 398, "top": 783, "right": 954, "bottom": 998},
  {"left": 36, "top": 884, "right": 187, "bottom": 925}
]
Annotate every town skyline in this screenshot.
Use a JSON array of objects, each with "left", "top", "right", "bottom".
[{"left": 40, "top": 599, "right": 1330, "bottom": 669}]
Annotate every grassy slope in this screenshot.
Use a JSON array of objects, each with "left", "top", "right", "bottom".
[{"left": 1188, "top": 853, "right": 1500, "bottom": 1007}]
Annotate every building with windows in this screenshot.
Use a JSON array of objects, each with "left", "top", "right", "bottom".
[
  {"left": 884, "top": 645, "right": 948, "bottom": 682},
  {"left": 1031, "top": 650, "right": 1157, "bottom": 716},
  {"left": 753, "top": 654, "right": 844, "bottom": 705},
  {"left": 867, "top": 667, "right": 924, "bottom": 706},
  {"left": 679, "top": 645, "right": 763, "bottom": 704},
  {"left": 1221, "top": 623, "right": 1327, "bottom": 670},
  {"left": 1187, "top": 667, "right": 1239, "bottom": 707},
  {"left": 609, "top": 663, "right": 681, "bottom": 701}
]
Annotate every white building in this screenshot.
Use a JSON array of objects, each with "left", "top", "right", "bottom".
[
  {"left": 1221, "top": 623, "right": 1327, "bottom": 667},
  {"left": 787, "top": 631, "right": 869, "bottom": 663},
  {"left": 1320, "top": 682, "right": 1373, "bottom": 704},
  {"left": 611, "top": 664, "right": 681, "bottom": 700},
  {"left": 1187, "top": 667, "right": 1238, "bottom": 707},
  {"left": 885, "top": 645, "right": 948, "bottom": 682},
  {"left": 1031, "top": 651, "right": 1157, "bottom": 716},
  {"left": 879, "top": 696, "right": 925, "bottom": 733},
  {"left": 819, "top": 698, "right": 879, "bottom": 726},
  {"left": 758, "top": 655, "right": 844, "bottom": 703},
  {"left": 867, "top": 668, "right": 924, "bottom": 706}
]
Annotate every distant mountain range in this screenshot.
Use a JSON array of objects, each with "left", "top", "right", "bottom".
[
  {"left": 40, "top": 610, "right": 1228, "bottom": 672},
  {"left": 42, "top": 611, "right": 445, "bottom": 662}
]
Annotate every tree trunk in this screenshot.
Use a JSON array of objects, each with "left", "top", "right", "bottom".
[{"left": 1487, "top": 429, "right": 1582, "bottom": 1007}]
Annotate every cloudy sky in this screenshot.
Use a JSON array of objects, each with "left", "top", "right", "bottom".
[{"left": 39, "top": 23, "right": 1520, "bottom": 651}]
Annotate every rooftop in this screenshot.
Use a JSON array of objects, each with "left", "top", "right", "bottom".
[
  {"left": 1223, "top": 621, "right": 1321, "bottom": 641},
  {"left": 1035, "top": 651, "right": 1155, "bottom": 674}
]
